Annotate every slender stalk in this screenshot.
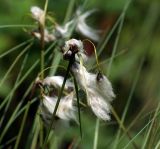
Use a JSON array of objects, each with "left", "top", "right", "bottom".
[
  {"left": 39, "top": 1, "right": 49, "bottom": 146},
  {"left": 73, "top": 77, "right": 82, "bottom": 138},
  {"left": 42, "top": 58, "right": 73, "bottom": 149},
  {"left": 0, "top": 24, "right": 35, "bottom": 29},
  {"left": 93, "top": 119, "right": 100, "bottom": 149},
  {"left": 63, "top": 0, "right": 75, "bottom": 23}
]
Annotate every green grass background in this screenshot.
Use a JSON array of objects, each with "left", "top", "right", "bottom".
[{"left": 0, "top": 0, "right": 160, "bottom": 148}]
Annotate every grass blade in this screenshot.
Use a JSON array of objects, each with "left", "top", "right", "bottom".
[
  {"left": 0, "top": 43, "right": 32, "bottom": 87},
  {"left": 0, "top": 38, "right": 33, "bottom": 59},
  {"left": 0, "top": 42, "right": 56, "bottom": 111},
  {"left": 0, "top": 98, "right": 37, "bottom": 143},
  {"left": 113, "top": 57, "right": 144, "bottom": 149},
  {"left": 63, "top": 0, "right": 75, "bottom": 23},
  {"left": 93, "top": 119, "right": 100, "bottom": 149},
  {"left": 0, "top": 24, "right": 35, "bottom": 29},
  {"left": 141, "top": 102, "right": 160, "bottom": 149},
  {"left": 14, "top": 101, "right": 31, "bottom": 149},
  {"left": 123, "top": 110, "right": 160, "bottom": 149},
  {"left": 0, "top": 51, "right": 29, "bottom": 127}
]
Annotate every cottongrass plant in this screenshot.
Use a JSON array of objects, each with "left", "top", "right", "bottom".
[
  {"left": 38, "top": 38, "right": 115, "bottom": 127},
  {"left": 0, "top": 0, "right": 160, "bottom": 149}
]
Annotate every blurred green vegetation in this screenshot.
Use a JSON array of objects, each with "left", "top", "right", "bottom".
[{"left": 0, "top": 0, "right": 160, "bottom": 148}]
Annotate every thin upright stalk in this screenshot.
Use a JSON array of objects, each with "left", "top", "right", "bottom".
[{"left": 42, "top": 57, "right": 73, "bottom": 149}]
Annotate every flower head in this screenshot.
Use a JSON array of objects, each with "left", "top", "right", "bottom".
[
  {"left": 40, "top": 94, "right": 77, "bottom": 121},
  {"left": 63, "top": 39, "right": 88, "bottom": 62},
  {"left": 30, "top": 6, "right": 45, "bottom": 24},
  {"left": 32, "top": 29, "right": 55, "bottom": 42},
  {"left": 76, "top": 9, "right": 100, "bottom": 42},
  {"left": 39, "top": 75, "right": 77, "bottom": 128},
  {"left": 42, "top": 76, "right": 74, "bottom": 92},
  {"left": 54, "top": 9, "right": 100, "bottom": 42},
  {"left": 71, "top": 62, "right": 115, "bottom": 120}
]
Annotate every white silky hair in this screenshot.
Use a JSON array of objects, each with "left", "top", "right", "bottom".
[
  {"left": 76, "top": 9, "right": 100, "bottom": 42},
  {"left": 63, "top": 39, "right": 84, "bottom": 53},
  {"left": 32, "top": 29, "right": 55, "bottom": 42},
  {"left": 41, "top": 94, "right": 77, "bottom": 122},
  {"left": 71, "top": 62, "right": 115, "bottom": 120},
  {"left": 54, "top": 10, "right": 100, "bottom": 42},
  {"left": 30, "top": 6, "right": 44, "bottom": 22},
  {"left": 30, "top": 7, "right": 100, "bottom": 42},
  {"left": 63, "top": 39, "right": 88, "bottom": 63},
  {"left": 42, "top": 76, "right": 74, "bottom": 91}
]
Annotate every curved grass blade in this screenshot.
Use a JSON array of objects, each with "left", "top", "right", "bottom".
[
  {"left": 49, "top": 50, "right": 62, "bottom": 75},
  {"left": 0, "top": 51, "right": 29, "bottom": 127},
  {"left": 97, "top": 0, "right": 132, "bottom": 56},
  {"left": 0, "top": 42, "right": 56, "bottom": 111},
  {"left": 123, "top": 111, "right": 160, "bottom": 149},
  {"left": 63, "top": 0, "right": 75, "bottom": 23},
  {"left": 0, "top": 98, "right": 37, "bottom": 143},
  {"left": 141, "top": 102, "right": 160, "bottom": 149},
  {"left": 0, "top": 136, "right": 17, "bottom": 149},
  {"left": 14, "top": 101, "right": 31, "bottom": 149},
  {"left": 0, "top": 43, "right": 33, "bottom": 87},
  {"left": 113, "top": 57, "right": 144, "bottom": 149},
  {"left": 0, "top": 38, "right": 33, "bottom": 59},
  {"left": 0, "top": 24, "right": 35, "bottom": 29}
]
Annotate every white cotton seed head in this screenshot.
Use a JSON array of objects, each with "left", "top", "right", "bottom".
[
  {"left": 87, "top": 89, "right": 111, "bottom": 121},
  {"left": 40, "top": 94, "right": 77, "bottom": 122},
  {"left": 71, "top": 62, "right": 89, "bottom": 90},
  {"left": 42, "top": 76, "right": 74, "bottom": 91},
  {"left": 30, "top": 6, "right": 44, "bottom": 23},
  {"left": 32, "top": 29, "right": 55, "bottom": 42},
  {"left": 63, "top": 39, "right": 88, "bottom": 62},
  {"left": 63, "top": 39, "right": 84, "bottom": 53},
  {"left": 55, "top": 20, "right": 74, "bottom": 38},
  {"left": 72, "top": 63, "right": 115, "bottom": 102},
  {"left": 71, "top": 62, "right": 115, "bottom": 120},
  {"left": 76, "top": 10, "right": 100, "bottom": 42}
]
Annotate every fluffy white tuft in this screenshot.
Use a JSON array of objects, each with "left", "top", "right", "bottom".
[
  {"left": 30, "top": 6, "right": 44, "bottom": 23},
  {"left": 40, "top": 94, "right": 77, "bottom": 122},
  {"left": 71, "top": 62, "right": 115, "bottom": 120}
]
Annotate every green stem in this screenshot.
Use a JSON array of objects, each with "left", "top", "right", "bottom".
[
  {"left": 73, "top": 76, "right": 82, "bottom": 138},
  {"left": 93, "top": 119, "right": 100, "bottom": 149},
  {"left": 42, "top": 58, "right": 73, "bottom": 149}
]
